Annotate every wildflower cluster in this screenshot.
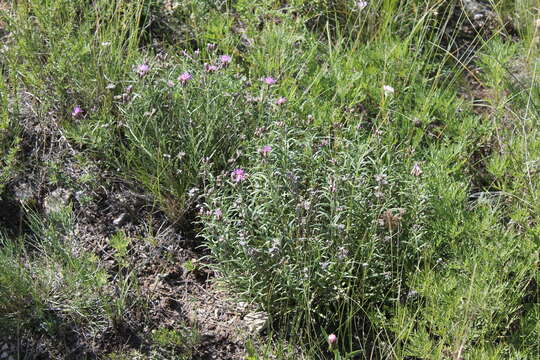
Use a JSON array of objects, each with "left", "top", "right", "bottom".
[{"left": 101, "top": 51, "right": 264, "bottom": 218}]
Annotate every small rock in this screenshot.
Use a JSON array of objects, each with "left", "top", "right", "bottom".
[
  {"left": 236, "top": 301, "right": 248, "bottom": 312},
  {"left": 473, "top": 13, "right": 483, "bottom": 20},
  {"left": 243, "top": 311, "right": 269, "bottom": 334},
  {"left": 13, "top": 182, "right": 36, "bottom": 203},
  {"left": 113, "top": 212, "right": 130, "bottom": 226}
]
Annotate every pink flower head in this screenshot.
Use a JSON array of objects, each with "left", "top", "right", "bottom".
[
  {"left": 275, "top": 97, "right": 287, "bottom": 105},
  {"left": 231, "top": 168, "right": 247, "bottom": 182},
  {"left": 167, "top": 80, "right": 175, "bottom": 87},
  {"left": 263, "top": 76, "right": 277, "bottom": 85},
  {"left": 207, "top": 43, "right": 216, "bottom": 51},
  {"left": 328, "top": 334, "right": 337, "bottom": 347},
  {"left": 260, "top": 145, "right": 272, "bottom": 156},
  {"left": 71, "top": 106, "right": 83, "bottom": 118},
  {"left": 219, "top": 55, "right": 232, "bottom": 66},
  {"left": 136, "top": 63, "right": 150, "bottom": 77},
  {"left": 204, "top": 63, "right": 218, "bottom": 73},
  {"left": 178, "top": 72, "right": 193, "bottom": 84},
  {"left": 357, "top": 1, "right": 368, "bottom": 10},
  {"left": 214, "top": 208, "right": 222, "bottom": 219},
  {"left": 383, "top": 85, "right": 395, "bottom": 96}
]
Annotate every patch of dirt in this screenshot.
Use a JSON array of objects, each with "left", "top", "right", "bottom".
[
  {"left": 0, "top": 195, "right": 24, "bottom": 236},
  {"left": 440, "top": 0, "right": 499, "bottom": 61}
]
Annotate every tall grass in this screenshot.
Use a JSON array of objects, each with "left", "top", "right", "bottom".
[{"left": 0, "top": 208, "right": 123, "bottom": 343}]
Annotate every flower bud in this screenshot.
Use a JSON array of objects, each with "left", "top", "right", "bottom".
[{"left": 328, "top": 333, "right": 337, "bottom": 348}]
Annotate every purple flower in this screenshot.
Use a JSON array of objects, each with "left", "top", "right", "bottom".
[
  {"left": 231, "top": 168, "right": 247, "bottom": 182},
  {"left": 167, "top": 80, "right": 175, "bottom": 87},
  {"left": 204, "top": 63, "right": 218, "bottom": 73},
  {"left": 275, "top": 97, "right": 287, "bottom": 105},
  {"left": 263, "top": 76, "right": 277, "bottom": 85},
  {"left": 219, "top": 55, "right": 232, "bottom": 66},
  {"left": 214, "top": 208, "right": 222, "bottom": 219},
  {"left": 178, "top": 72, "right": 192, "bottom": 84},
  {"left": 71, "top": 106, "right": 83, "bottom": 118},
  {"left": 207, "top": 43, "right": 216, "bottom": 51},
  {"left": 136, "top": 63, "right": 150, "bottom": 77},
  {"left": 260, "top": 145, "right": 272, "bottom": 156}
]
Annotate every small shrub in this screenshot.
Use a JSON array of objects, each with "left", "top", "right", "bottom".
[
  {"left": 200, "top": 121, "right": 431, "bottom": 332},
  {"left": 149, "top": 326, "right": 199, "bottom": 359}
]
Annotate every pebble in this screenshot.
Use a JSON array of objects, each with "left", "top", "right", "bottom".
[
  {"left": 113, "top": 212, "right": 130, "bottom": 226},
  {"left": 243, "top": 311, "right": 269, "bottom": 334}
]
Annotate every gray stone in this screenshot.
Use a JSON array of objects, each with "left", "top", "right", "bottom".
[
  {"left": 13, "top": 182, "right": 36, "bottom": 203},
  {"left": 243, "top": 311, "right": 269, "bottom": 334},
  {"left": 461, "top": 0, "right": 495, "bottom": 28},
  {"left": 113, "top": 212, "right": 130, "bottom": 226}
]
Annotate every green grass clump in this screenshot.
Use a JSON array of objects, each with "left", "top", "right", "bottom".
[
  {"left": 5, "top": 0, "right": 145, "bottom": 110},
  {"left": 149, "top": 326, "right": 199, "bottom": 359},
  {"left": 0, "top": 208, "right": 125, "bottom": 342}
]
